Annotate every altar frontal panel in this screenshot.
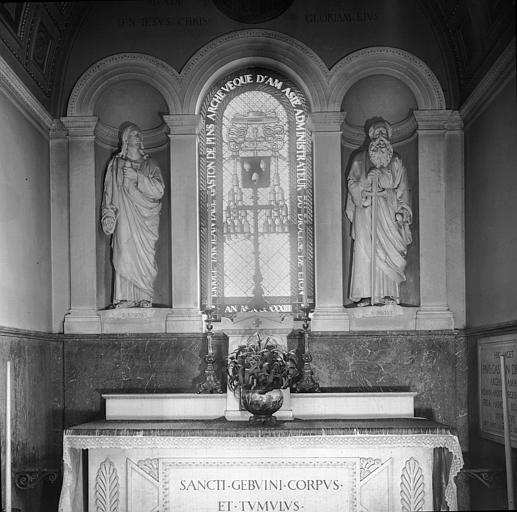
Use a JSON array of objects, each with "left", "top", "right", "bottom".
[{"left": 87, "top": 441, "right": 435, "bottom": 512}]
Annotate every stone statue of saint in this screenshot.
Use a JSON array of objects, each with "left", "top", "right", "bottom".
[
  {"left": 345, "top": 118, "right": 412, "bottom": 306},
  {"left": 101, "top": 123, "right": 165, "bottom": 308}
]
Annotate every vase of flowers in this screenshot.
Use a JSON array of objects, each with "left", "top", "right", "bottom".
[{"left": 226, "top": 332, "right": 300, "bottom": 425}]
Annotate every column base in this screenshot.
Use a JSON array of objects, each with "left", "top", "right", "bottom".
[
  {"left": 64, "top": 309, "right": 101, "bottom": 334},
  {"left": 415, "top": 306, "right": 455, "bottom": 330},
  {"left": 310, "top": 307, "right": 350, "bottom": 331},
  {"left": 166, "top": 308, "right": 204, "bottom": 333}
]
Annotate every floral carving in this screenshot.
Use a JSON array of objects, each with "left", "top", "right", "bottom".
[
  {"left": 400, "top": 457, "right": 425, "bottom": 512},
  {"left": 95, "top": 458, "right": 120, "bottom": 512}
]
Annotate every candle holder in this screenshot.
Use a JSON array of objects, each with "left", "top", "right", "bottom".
[
  {"left": 197, "top": 306, "right": 224, "bottom": 394},
  {"left": 293, "top": 304, "right": 320, "bottom": 393}
]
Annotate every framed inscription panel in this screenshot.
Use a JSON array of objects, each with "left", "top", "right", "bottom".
[{"left": 478, "top": 333, "right": 517, "bottom": 446}]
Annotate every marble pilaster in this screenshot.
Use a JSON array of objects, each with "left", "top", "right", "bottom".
[
  {"left": 62, "top": 116, "right": 101, "bottom": 333},
  {"left": 50, "top": 120, "right": 70, "bottom": 333},
  {"left": 163, "top": 114, "right": 204, "bottom": 333},
  {"left": 444, "top": 112, "right": 465, "bottom": 328},
  {"left": 307, "top": 112, "right": 349, "bottom": 331},
  {"left": 414, "top": 111, "right": 455, "bottom": 330}
]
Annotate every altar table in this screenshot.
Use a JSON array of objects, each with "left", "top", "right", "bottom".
[{"left": 59, "top": 418, "right": 463, "bottom": 512}]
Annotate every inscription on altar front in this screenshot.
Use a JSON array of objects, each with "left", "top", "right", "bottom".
[
  {"left": 162, "top": 460, "right": 355, "bottom": 512},
  {"left": 479, "top": 334, "right": 517, "bottom": 447}
]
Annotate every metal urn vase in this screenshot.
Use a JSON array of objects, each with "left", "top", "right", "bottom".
[{"left": 241, "top": 388, "right": 284, "bottom": 425}]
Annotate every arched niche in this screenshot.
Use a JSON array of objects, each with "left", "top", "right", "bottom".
[
  {"left": 326, "top": 46, "right": 461, "bottom": 330},
  {"left": 328, "top": 46, "right": 445, "bottom": 112},
  {"left": 67, "top": 53, "right": 181, "bottom": 116},
  {"left": 91, "top": 79, "right": 172, "bottom": 310},
  {"left": 180, "top": 29, "right": 329, "bottom": 114},
  {"left": 63, "top": 54, "right": 182, "bottom": 333}
]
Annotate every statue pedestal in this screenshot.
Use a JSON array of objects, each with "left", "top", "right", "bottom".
[
  {"left": 99, "top": 308, "right": 172, "bottom": 333},
  {"left": 346, "top": 305, "right": 418, "bottom": 331}
]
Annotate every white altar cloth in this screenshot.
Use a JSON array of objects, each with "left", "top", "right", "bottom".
[{"left": 59, "top": 419, "right": 463, "bottom": 512}]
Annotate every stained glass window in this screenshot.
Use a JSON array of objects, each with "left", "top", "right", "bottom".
[{"left": 199, "top": 68, "right": 313, "bottom": 315}]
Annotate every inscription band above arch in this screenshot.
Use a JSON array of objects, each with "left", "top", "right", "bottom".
[{"left": 67, "top": 53, "right": 181, "bottom": 116}]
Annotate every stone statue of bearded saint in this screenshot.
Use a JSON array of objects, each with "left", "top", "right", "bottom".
[
  {"left": 101, "top": 124, "right": 165, "bottom": 308},
  {"left": 345, "top": 118, "right": 412, "bottom": 306}
]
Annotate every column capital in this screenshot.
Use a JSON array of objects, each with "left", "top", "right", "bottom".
[
  {"left": 163, "top": 114, "right": 202, "bottom": 135},
  {"left": 413, "top": 110, "right": 463, "bottom": 131},
  {"left": 49, "top": 119, "right": 68, "bottom": 140},
  {"left": 61, "top": 116, "right": 98, "bottom": 137},
  {"left": 307, "top": 111, "right": 346, "bottom": 132}
]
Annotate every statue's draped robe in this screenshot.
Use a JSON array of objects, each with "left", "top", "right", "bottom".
[
  {"left": 102, "top": 155, "right": 164, "bottom": 303},
  {"left": 345, "top": 151, "right": 412, "bottom": 302}
]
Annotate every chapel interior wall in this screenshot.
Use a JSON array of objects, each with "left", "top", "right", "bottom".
[
  {"left": 0, "top": 330, "right": 63, "bottom": 512},
  {"left": 464, "top": 73, "right": 517, "bottom": 510},
  {"left": 0, "top": 90, "right": 53, "bottom": 332},
  {"left": 464, "top": 75, "right": 517, "bottom": 328}
]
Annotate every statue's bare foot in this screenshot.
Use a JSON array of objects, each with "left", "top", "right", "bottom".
[
  {"left": 382, "top": 297, "right": 397, "bottom": 305},
  {"left": 357, "top": 298, "right": 370, "bottom": 307},
  {"left": 138, "top": 300, "right": 152, "bottom": 308},
  {"left": 113, "top": 300, "right": 136, "bottom": 309}
]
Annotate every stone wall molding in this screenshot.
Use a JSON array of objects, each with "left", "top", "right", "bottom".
[
  {"left": 0, "top": 54, "right": 53, "bottom": 134},
  {"left": 66, "top": 53, "right": 182, "bottom": 116},
  {"left": 460, "top": 38, "right": 516, "bottom": 127},
  {"left": 328, "top": 46, "right": 446, "bottom": 112}
]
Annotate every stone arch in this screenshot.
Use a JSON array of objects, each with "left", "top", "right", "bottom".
[
  {"left": 181, "top": 30, "right": 329, "bottom": 114},
  {"left": 66, "top": 53, "right": 182, "bottom": 116},
  {"left": 328, "top": 47, "right": 445, "bottom": 112}
]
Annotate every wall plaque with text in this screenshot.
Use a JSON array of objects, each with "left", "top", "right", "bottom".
[{"left": 478, "top": 334, "right": 517, "bottom": 446}]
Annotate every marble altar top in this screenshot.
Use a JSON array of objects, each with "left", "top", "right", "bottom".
[{"left": 65, "top": 417, "right": 454, "bottom": 437}]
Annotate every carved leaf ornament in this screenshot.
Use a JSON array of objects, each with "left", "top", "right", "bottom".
[
  {"left": 95, "top": 458, "right": 120, "bottom": 512},
  {"left": 400, "top": 457, "right": 425, "bottom": 512}
]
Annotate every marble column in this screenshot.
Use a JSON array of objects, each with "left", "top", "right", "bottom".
[
  {"left": 308, "top": 112, "right": 349, "bottom": 331},
  {"left": 413, "top": 111, "right": 456, "bottom": 329},
  {"left": 62, "top": 116, "right": 101, "bottom": 333},
  {"left": 163, "top": 114, "right": 204, "bottom": 333},
  {"left": 49, "top": 120, "right": 70, "bottom": 333}
]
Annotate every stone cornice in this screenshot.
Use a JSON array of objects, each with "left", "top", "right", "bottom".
[
  {"left": 61, "top": 116, "right": 97, "bottom": 137},
  {"left": 0, "top": 54, "right": 53, "bottom": 134},
  {"left": 460, "top": 38, "right": 516, "bottom": 126},
  {"left": 94, "top": 119, "right": 168, "bottom": 149},
  {"left": 49, "top": 118, "right": 68, "bottom": 139},
  {"left": 307, "top": 112, "right": 346, "bottom": 132},
  {"left": 0, "top": 325, "right": 61, "bottom": 342},
  {"left": 341, "top": 114, "right": 418, "bottom": 146},
  {"left": 414, "top": 110, "right": 463, "bottom": 131},
  {"left": 163, "top": 114, "right": 203, "bottom": 135}
]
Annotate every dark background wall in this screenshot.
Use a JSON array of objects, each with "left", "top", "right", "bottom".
[{"left": 464, "top": 75, "right": 517, "bottom": 510}]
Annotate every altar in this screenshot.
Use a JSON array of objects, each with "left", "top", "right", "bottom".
[{"left": 58, "top": 418, "right": 463, "bottom": 512}]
